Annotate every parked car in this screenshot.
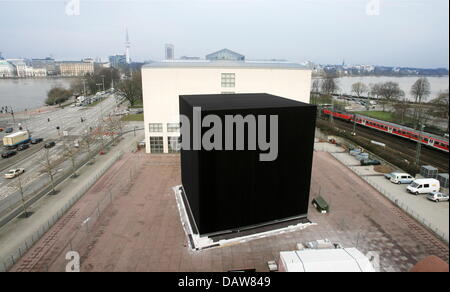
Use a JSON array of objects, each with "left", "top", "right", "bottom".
[
  {"left": 31, "top": 138, "right": 43, "bottom": 144},
  {"left": 5, "top": 127, "right": 13, "bottom": 133},
  {"left": 349, "top": 149, "right": 362, "bottom": 156},
  {"left": 0, "top": 127, "right": 4, "bottom": 132},
  {"left": 426, "top": 192, "right": 449, "bottom": 203},
  {"left": 17, "top": 144, "right": 30, "bottom": 151},
  {"left": 44, "top": 141, "right": 56, "bottom": 149},
  {"left": 4, "top": 168, "right": 25, "bottom": 179},
  {"left": 390, "top": 173, "right": 414, "bottom": 184},
  {"left": 360, "top": 159, "right": 381, "bottom": 166},
  {"left": 1, "top": 150, "right": 17, "bottom": 159},
  {"left": 407, "top": 179, "right": 440, "bottom": 195},
  {"left": 312, "top": 196, "right": 329, "bottom": 213},
  {"left": 384, "top": 171, "right": 401, "bottom": 180},
  {"left": 356, "top": 153, "right": 369, "bottom": 161}
]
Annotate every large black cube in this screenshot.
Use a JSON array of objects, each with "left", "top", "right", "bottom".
[{"left": 180, "top": 93, "right": 316, "bottom": 236}]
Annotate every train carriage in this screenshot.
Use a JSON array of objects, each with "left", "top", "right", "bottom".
[{"left": 322, "top": 109, "right": 449, "bottom": 153}]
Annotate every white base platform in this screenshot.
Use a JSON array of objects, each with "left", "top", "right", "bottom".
[{"left": 172, "top": 185, "right": 316, "bottom": 251}]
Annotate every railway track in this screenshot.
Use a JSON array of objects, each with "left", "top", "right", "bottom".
[{"left": 322, "top": 118, "right": 449, "bottom": 173}]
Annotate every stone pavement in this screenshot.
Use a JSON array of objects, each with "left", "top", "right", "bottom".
[
  {"left": 0, "top": 131, "right": 144, "bottom": 271},
  {"left": 11, "top": 149, "right": 449, "bottom": 272},
  {"left": 328, "top": 146, "right": 449, "bottom": 243}
]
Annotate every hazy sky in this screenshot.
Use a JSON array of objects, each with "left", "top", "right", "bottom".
[{"left": 0, "top": 0, "right": 448, "bottom": 68}]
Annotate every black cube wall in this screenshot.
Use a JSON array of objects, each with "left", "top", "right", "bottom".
[{"left": 180, "top": 93, "right": 317, "bottom": 236}]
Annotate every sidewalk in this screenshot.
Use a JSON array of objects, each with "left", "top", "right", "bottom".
[
  {"left": 314, "top": 141, "right": 449, "bottom": 244},
  {"left": 0, "top": 131, "right": 144, "bottom": 271},
  {"left": 10, "top": 151, "right": 448, "bottom": 272}
]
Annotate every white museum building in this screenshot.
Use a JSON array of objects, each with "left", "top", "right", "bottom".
[{"left": 141, "top": 49, "right": 312, "bottom": 153}]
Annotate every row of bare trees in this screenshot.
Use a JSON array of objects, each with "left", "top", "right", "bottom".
[
  {"left": 12, "top": 117, "right": 124, "bottom": 218},
  {"left": 357, "top": 78, "right": 448, "bottom": 131},
  {"left": 312, "top": 76, "right": 448, "bottom": 132},
  {"left": 427, "top": 91, "right": 449, "bottom": 132},
  {"left": 312, "top": 74, "right": 340, "bottom": 96}
]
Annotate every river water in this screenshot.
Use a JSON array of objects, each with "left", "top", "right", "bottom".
[
  {"left": 324, "top": 76, "right": 449, "bottom": 101},
  {"left": 0, "top": 76, "right": 448, "bottom": 112},
  {"left": 0, "top": 78, "right": 74, "bottom": 112}
]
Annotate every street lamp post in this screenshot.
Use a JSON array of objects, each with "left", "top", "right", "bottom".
[
  {"left": 83, "top": 79, "right": 87, "bottom": 97},
  {"left": 330, "top": 99, "right": 334, "bottom": 125},
  {"left": 415, "top": 124, "right": 425, "bottom": 166},
  {"left": 352, "top": 114, "right": 357, "bottom": 136},
  {"left": 10, "top": 106, "right": 15, "bottom": 124}
]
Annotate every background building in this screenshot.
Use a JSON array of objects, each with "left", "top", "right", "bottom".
[
  {"left": 180, "top": 56, "right": 200, "bottom": 60},
  {"left": 125, "top": 28, "right": 131, "bottom": 64},
  {"left": 109, "top": 55, "right": 127, "bottom": 69},
  {"left": 57, "top": 60, "right": 94, "bottom": 76},
  {"left": 165, "top": 44, "right": 174, "bottom": 60},
  {"left": 31, "top": 58, "right": 56, "bottom": 76},
  {"left": 141, "top": 49, "right": 312, "bottom": 154},
  {"left": 206, "top": 48, "right": 245, "bottom": 61},
  {"left": 32, "top": 67, "right": 47, "bottom": 77},
  {"left": 7, "top": 59, "right": 32, "bottom": 78},
  {"left": 0, "top": 60, "right": 15, "bottom": 78}
]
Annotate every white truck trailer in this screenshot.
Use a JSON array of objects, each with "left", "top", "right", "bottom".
[{"left": 3, "top": 131, "right": 31, "bottom": 148}]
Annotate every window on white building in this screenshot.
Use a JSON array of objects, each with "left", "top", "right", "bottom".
[
  {"left": 168, "top": 136, "right": 181, "bottom": 153},
  {"left": 221, "top": 73, "right": 235, "bottom": 88},
  {"left": 149, "top": 123, "right": 163, "bottom": 132},
  {"left": 150, "top": 137, "right": 164, "bottom": 153},
  {"left": 167, "top": 123, "right": 180, "bottom": 132}
]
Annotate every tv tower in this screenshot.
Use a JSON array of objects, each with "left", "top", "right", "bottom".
[{"left": 125, "top": 28, "right": 131, "bottom": 64}]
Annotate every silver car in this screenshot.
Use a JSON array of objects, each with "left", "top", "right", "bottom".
[
  {"left": 427, "top": 192, "right": 449, "bottom": 203},
  {"left": 4, "top": 168, "right": 25, "bottom": 179},
  {"left": 384, "top": 171, "right": 401, "bottom": 180}
]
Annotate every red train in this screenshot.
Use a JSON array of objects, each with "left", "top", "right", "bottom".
[{"left": 322, "top": 109, "right": 449, "bottom": 153}]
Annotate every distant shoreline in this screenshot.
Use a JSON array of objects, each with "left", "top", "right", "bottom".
[
  {"left": 312, "top": 74, "right": 449, "bottom": 78},
  {"left": 0, "top": 76, "right": 76, "bottom": 80},
  {"left": 0, "top": 78, "right": 75, "bottom": 114},
  {"left": 0, "top": 104, "right": 59, "bottom": 119}
]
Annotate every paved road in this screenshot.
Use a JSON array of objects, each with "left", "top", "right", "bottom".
[{"left": 0, "top": 95, "right": 121, "bottom": 213}]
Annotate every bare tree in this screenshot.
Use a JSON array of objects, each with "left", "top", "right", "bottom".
[
  {"left": 311, "top": 79, "right": 321, "bottom": 104},
  {"left": 321, "top": 74, "right": 339, "bottom": 95},
  {"left": 351, "top": 82, "right": 368, "bottom": 98},
  {"left": 377, "top": 82, "right": 405, "bottom": 111},
  {"left": 428, "top": 90, "right": 449, "bottom": 132},
  {"left": 370, "top": 83, "right": 382, "bottom": 99},
  {"left": 411, "top": 77, "right": 431, "bottom": 127},
  {"left": 116, "top": 70, "right": 142, "bottom": 106},
  {"left": 81, "top": 128, "right": 96, "bottom": 164},
  {"left": 40, "top": 148, "right": 58, "bottom": 195},
  {"left": 411, "top": 77, "right": 431, "bottom": 104},
  {"left": 312, "top": 79, "right": 321, "bottom": 94},
  {"left": 62, "top": 139, "right": 79, "bottom": 178},
  {"left": 94, "top": 120, "right": 107, "bottom": 154},
  {"left": 392, "top": 98, "right": 411, "bottom": 125},
  {"left": 10, "top": 174, "right": 33, "bottom": 217},
  {"left": 104, "top": 117, "right": 123, "bottom": 146}
]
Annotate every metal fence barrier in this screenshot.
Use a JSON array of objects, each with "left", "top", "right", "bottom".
[
  {"left": 349, "top": 163, "right": 449, "bottom": 244},
  {"left": 0, "top": 148, "right": 124, "bottom": 272}
]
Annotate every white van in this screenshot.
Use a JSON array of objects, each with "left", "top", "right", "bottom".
[
  {"left": 390, "top": 173, "right": 414, "bottom": 184},
  {"left": 406, "top": 179, "right": 440, "bottom": 195}
]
